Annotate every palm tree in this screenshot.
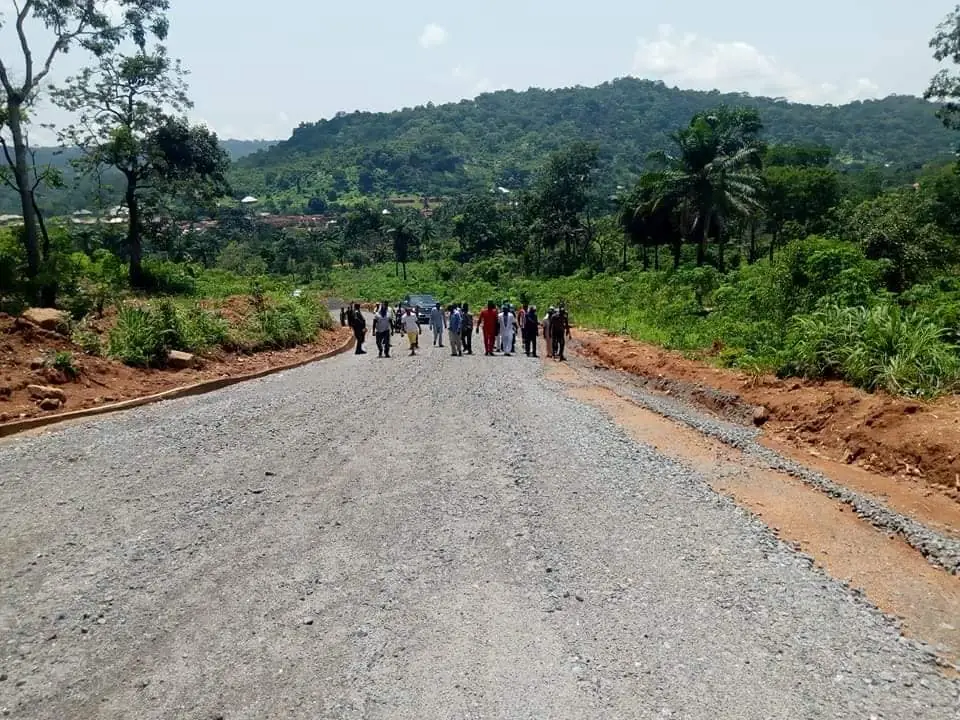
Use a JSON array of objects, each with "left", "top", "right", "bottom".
[
  {"left": 419, "top": 216, "right": 434, "bottom": 261},
  {"left": 646, "top": 110, "right": 765, "bottom": 266},
  {"left": 387, "top": 216, "right": 416, "bottom": 281},
  {"left": 619, "top": 171, "right": 685, "bottom": 269}
]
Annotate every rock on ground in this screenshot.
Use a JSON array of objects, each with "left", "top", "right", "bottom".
[
  {"left": 20, "top": 307, "right": 69, "bottom": 333},
  {"left": 166, "top": 350, "right": 196, "bottom": 369},
  {"left": 0, "top": 345, "right": 957, "bottom": 719},
  {"left": 26, "top": 384, "right": 67, "bottom": 403}
]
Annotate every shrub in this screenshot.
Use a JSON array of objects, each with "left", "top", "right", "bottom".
[
  {"left": 240, "top": 294, "right": 331, "bottom": 351},
  {"left": 141, "top": 259, "right": 197, "bottom": 295},
  {"left": 108, "top": 305, "right": 167, "bottom": 367},
  {"left": 779, "top": 303, "right": 960, "bottom": 397},
  {"left": 46, "top": 350, "right": 79, "bottom": 379},
  {"left": 179, "top": 302, "right": 230, "bottom": 352},
  {"left": 71, "top": 322, "right": 103, "bottom": 356}
]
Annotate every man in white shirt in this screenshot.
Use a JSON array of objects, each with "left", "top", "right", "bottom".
[
  {"left": 498, "top": 304, "right": 516, "bottom": 357},
  {"left": 401, "top": 307, "right": 421, "bottom": 356},
  {"left": 372, "top": 302, "right": 393, "bottom": 358}
]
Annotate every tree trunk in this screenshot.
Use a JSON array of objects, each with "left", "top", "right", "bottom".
[
  {"left": 718, "top": 233, "right": 726, "bottom": 273},
  {"left": 769, "top": 228, "right": 779, "bottom": 262},
  {"left": 402, "top": 262, "right": 407, "bottom": 282},
  {"left": 125, "top": 180, "right": 145, "bottom": 288},
  {"left": 748, "top": 221, "right": 757, "bottom": 264},
  {"left": 32, "top": 192, "right": 56, "bottom": 307},
  {"left": 672, "top": 239, "right": 682, "bottom": 269},
  {"left": 654, "top": 245, "right": 660, "bottom": 271},
  {"left": 696, "top": 215, "right": 711, "bottom": 267},
  {"left": 5, "top": 101, "right": 42, "bottom": 296},
  {"left": 641, "top": 244, "right": 649, "bottom": 271}
]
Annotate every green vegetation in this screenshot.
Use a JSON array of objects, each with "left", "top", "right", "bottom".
[
  {"left": 45, "top": 350, "right": 80, "bottom": 380},
  {"left": 228, "top": 81, "right": 952, "bottom": 208},
  {"left": 105, "top": 292, "right": 332, "bottom": 367}
]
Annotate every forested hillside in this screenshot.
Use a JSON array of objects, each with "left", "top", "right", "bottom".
[
  {"left": 0, "top": 139, "right": 276, "bottom": 216},
  {"left": 230, "top": 78, "right": 954, "bottom": 202}
]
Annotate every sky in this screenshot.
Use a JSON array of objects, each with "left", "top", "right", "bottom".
[{"left": 2, "top": 0, "right": 955, "bottom": 143}]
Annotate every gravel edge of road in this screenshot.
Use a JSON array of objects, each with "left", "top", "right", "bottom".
[{"left": 567, "top": 355, "right": 960, "bottom": 580}]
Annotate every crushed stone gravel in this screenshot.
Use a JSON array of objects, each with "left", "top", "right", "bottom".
[
  {"left": 571, "top": 358, "right": 960, "bottom": 577},
  {"left": 0, "top": 343, "right": 958, "bottom": 719}
]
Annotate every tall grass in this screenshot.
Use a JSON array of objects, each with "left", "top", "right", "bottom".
[
  {"left": 779, "top": 304, "right": 960, "bottom": 397},
  {"left": 238, "top": 294, "right": 333, "bottom": 351},
  {"left": 108, "top": 300, "right": 233, "bottom": 367}
]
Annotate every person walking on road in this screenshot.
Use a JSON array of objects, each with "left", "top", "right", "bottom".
[
  {"left": 499, "top": 304, "right": 517, "bottom": 357},
  {"left": 401, "top": 307, "right": 421, "bottom": 355},
  {"left": 460, "top": 303, "right": 473, "bottom": 355},
  {"left": 477, "top": 301, "right": 499, "bottom": 356},
  {"left": 550, "top": 303, "right": 571, "bottom": 361},
  {"left": 372, "top": 302, "right": 392, "bottom": 358},
  {"left": 430, "top": 303, "right": 446, "bottom": 347},
  {"left": 543, "top": 306, "right": 554, "bottom": 358},
  {"left": 523, "top": 305, "right": 539, "bottom": 357},
  {"left": 448, "top": 304, "right": 463, "bottom": 356},
  {"left": 516, "top": 304, "right": 527, "bottom": 354},
  {"left": 351, "top": 302, "right": 367, "bottom": 355}
]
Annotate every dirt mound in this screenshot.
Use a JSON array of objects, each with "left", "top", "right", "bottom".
[
  {"left": 574, "top": 329, "right": 960, "bottom": 502},
  {"left": 0, "top": 307, "right": 351, "bottom": 426}
]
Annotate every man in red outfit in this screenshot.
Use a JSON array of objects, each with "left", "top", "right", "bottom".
[{"left": 476, "top": 300, "right": 499, "bottom": 356}]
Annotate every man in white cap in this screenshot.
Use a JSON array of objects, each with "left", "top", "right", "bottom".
[{"left": 543, "top": 307, "right": 554, "bottom": 358}]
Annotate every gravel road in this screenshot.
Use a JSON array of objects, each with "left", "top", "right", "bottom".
[{"left": 1, "top": 337, "right": 958, "bottom": 719}]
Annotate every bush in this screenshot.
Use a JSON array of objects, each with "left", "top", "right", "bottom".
[
  {"left": 179, "top": 302, "right": 230, "bottom": 352},
  {"left": 141, "top": 259, "right": 198, "bottom": 295},
  {"left": 107, "top": 298, "right": 234, "bottom": 366},
  {"left": 240, "top": 294, "right": 331, "bottom": 351},
  {"left": 71, "top": 322, "right": 103, "bottom": 356},
  {"left": 65, "top": 249, "right": 128, "bottom": 318},
  {"left": 0, "top": 228, "right": 27, "bottom": 311},
  {"left": 108, "top": 305, "right": 166, "bottom": 367},
  {"left": 46, "top": 350, "right": 79, "bottom": 379},
  {"left": 779, "top": 303, "right": 960, "bottom": 397}
]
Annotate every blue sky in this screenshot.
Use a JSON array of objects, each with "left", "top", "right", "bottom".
[{"left": 6, "top": 0, "right": 955, "bottom": 141}]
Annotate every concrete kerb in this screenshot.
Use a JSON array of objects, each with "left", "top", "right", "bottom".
[{"left": 0, "top": 333, "right": 356, "bottom": 439}]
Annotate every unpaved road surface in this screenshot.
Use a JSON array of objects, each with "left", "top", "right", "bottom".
[{"left": 1, "top": 341, "right": 958, "bottom": 719}]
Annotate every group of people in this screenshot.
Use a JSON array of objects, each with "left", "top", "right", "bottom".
[{"left": 341, "top": 300, "right": 571, "bottom": 360}]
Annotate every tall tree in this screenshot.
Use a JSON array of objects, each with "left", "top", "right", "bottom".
[
  {"left": 387, "top": 215, "right": 416, "bottom": 281},
  {"left": 54, "top": 49, "right": 227, "bottom": 286},
  {"left": 647, "top": 108, "right": 764, "bottom": 266},
  {"left": 0, "top": 0, "right": 169, "bottom": 299},
  {"left": 619, "top": 172, "right": 684, "bottom": 269},
  {"left": 926, "top": 6, "right": 960, "bottom": 135},
  {"left": 528, "top": 141, "right": 600, "bottom": 272}
]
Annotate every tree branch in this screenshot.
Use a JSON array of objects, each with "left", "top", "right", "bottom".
[
  {"left": 34, "top": 21, "right": 91, "bottom": 90},
  {"left": 14, "top": 0, "right": 35, "bottom": 90}
]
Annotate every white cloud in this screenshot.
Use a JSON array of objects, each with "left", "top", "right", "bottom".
[
  {"left": 449, "top": 65, "right": 497, "bottom": 97},
  {"left": 632, "top": 24, "right": 880, "bottom": 105},
  {"left": 419, "top": 23, "right": 448, "bottom": 50}
]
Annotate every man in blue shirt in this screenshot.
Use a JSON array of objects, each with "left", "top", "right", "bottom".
[
  {"left": 448, "top": 304, "right": 463, "bottom": 356},
  {"left": 429, "top": 303, "right": 446, "bottom": 347}
]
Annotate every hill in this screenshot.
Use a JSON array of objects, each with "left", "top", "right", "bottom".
[
  {"left": 0, "top": 138, "right": 278, "bottom": 216},
  {"left": 229, "top": 77, "right": 956, "bottom": 202}
]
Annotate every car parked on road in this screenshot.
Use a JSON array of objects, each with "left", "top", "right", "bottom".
[{"left": 404, "top": 294, "right": 437, "bottom": 325}]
